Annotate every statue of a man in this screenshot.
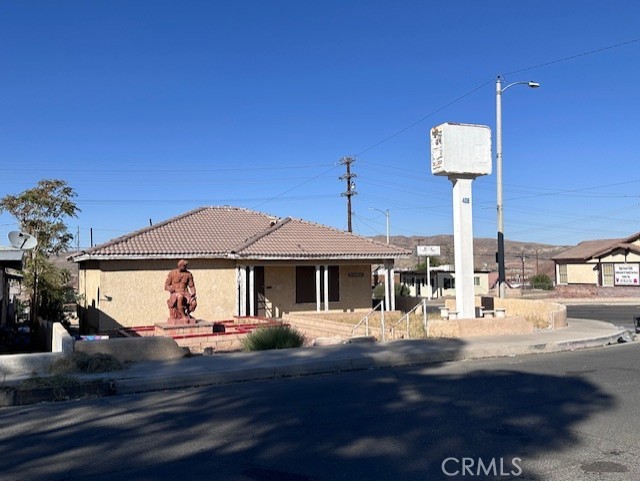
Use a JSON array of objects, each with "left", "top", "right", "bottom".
[{"left": 165, "top": 259, "right": 197, "bottom": 322}]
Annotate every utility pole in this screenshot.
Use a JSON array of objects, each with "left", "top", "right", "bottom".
[
  {"left": 521, "top": 249, "right": 526, "bottom": 288},
  {"left": 339, "top": 156, "right": 357, "bottom": 232}
]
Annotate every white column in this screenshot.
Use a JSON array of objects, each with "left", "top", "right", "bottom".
[
  {"left": 248, "top": 266, "right": 255, "bottom": 317},
  {"left": 315, "top": 265, "right": 321, "bottom": 312},
  {"left": 426, "top": 256, "right": 432, "bottom": 300},
  {"left": 383, "top": 262, "right": 390, "bottom": 311},
  {"left": 323, "top": 265, "right": 330, "bottom": 311},
  {"left": 450, "top": 175, "right": 476, "bottom": 319},
  {"left": 239, "top": 266, "right": 247, "bottom": 317},
  {"left": 236, "top": 267, "right": 241, "bottom": 316},
  {"left": 389, "top": 265, "right": 396, "bottom": 311}
]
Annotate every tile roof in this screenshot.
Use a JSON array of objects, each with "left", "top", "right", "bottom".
[
  {"left": 552, "top": 238, "right": 626, "bottom": 261},
  {"left": 70, "top": 206, "right": 412, "bottom": 262}
]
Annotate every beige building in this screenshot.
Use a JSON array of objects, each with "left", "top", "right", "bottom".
[
  {"left": 553, "top": 232, "right": 640, "bottom": 290},
  {"left": 399, "top": 266, "right": 490, "bottom": 299},
  {"left": 70, "top": 206, "right": 411, "bottom": 332}
]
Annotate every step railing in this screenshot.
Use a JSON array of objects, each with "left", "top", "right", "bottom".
[
  {"left": 351, "top": 301, "right": 385, "bottom": 341},
  {"left": 390, "top": 299, "right": 428, "bottom": 340}
]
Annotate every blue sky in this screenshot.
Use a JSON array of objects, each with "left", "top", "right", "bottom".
[{"left": 1, "top": 1, "right": 639, "bottom": 249}]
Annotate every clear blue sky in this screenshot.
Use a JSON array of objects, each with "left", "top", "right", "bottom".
[{"left": 1, "top": 1, "right": 639, "bottom": 249}]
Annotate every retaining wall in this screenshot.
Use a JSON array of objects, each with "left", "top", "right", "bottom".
[{"left": 443, "top": 296, "right": 567, "bottom": 332}]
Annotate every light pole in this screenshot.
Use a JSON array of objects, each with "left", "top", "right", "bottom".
[
  {"left": 496, "top": 75, "right": 539, "bottom": 298},
  {"left": 369, "top": 207, "right": 390, "bottom": 244}
]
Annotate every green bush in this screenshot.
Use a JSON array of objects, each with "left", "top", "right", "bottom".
[
  {"left": 241, "top": 325, "right": 305, "bottom": 351},
  {"left": 372, "top": 283, "right": 409, "bottom": 300},
  {"left": 530, "top": 273, "right": 554, "bottom": 290}
]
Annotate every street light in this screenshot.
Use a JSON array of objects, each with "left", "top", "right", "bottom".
[
  {"left": 496, "top": 75, "right": 539, "bottom": 298},
  {"left": 369, "top": 207, "right": 390, "bottom": 244}
]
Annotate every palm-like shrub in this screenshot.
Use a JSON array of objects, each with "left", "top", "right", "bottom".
[{"left": 241, "top": 325, "right": 305, "bottom": 351}]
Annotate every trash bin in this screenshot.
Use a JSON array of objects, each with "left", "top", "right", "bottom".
[{"left": 634, "top": 316, "right": 640, "bottom": 334}]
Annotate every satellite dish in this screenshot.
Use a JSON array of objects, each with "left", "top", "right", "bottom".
[{"left": 8, "top": 231, "right": 38, "bottom": 250}]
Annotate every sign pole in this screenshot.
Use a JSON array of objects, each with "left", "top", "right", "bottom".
[{"left": 427, "top": 255, "right": 432, "bottom": 300}]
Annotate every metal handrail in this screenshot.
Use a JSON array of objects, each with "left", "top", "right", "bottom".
[
  {"left": 390, "top": 299, "right": 427, "bottom": 340},
  {"left": 351, "top": 301, "right": 385, "bottom": 340}
]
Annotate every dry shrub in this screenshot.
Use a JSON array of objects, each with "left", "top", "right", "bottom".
[{"left": 50, "top": 352, "right": 123, "bottom": 374}]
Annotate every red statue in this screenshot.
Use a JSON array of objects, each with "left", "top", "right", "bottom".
[{"left": 165, "top": 259, "right": 197, "bottom": 323}]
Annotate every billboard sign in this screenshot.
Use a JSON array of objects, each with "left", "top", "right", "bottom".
[{"left": 614, "top": 263, "right": 639, "bottom": 286}]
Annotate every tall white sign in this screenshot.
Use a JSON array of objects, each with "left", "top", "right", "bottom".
[{"left": 430, "top": 123, "right": 491, "bottom": 319}]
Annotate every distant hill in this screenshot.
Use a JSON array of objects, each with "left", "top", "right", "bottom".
[{"left": 371, "top": 235, "right": 569, "bottom": 279}]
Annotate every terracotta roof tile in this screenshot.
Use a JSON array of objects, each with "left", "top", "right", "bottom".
[
  {"left": 552, "top": 238, "right": 623, "bottom": 261},
  {"left": 71, "top": 206, "right": 411, "bottom": 261},
  {"left": 236, "top": 217, "right": 410, "bottom": 259}
]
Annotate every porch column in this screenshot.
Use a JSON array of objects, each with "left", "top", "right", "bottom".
[
  {"left": 248, "top": 266, "right": 255, "bottom": 316},
  {"left": 323, "top": 265, "right": 329, "bottom": 311},
  {"left": 315, "top": 265, "right": 321, "bottom": 312},
  {"left": 239, "top": 266, "right": 247, "bottom": 317},
  {"left": 383, "top": 263, "right": 390, "bottom": 311},
  {"left": 389, "top": 265, "right": 396, "bottom": 311},
  {"left": 235, "top": 266, "right": 241, "bottom": 316}
]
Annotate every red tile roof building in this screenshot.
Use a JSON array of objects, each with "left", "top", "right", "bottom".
[
  {"left": 552, "top": 232, "right": 640, "bottom": 293},
  {"left": 71, "top": 207, "right": 411, "bottom": 331}
]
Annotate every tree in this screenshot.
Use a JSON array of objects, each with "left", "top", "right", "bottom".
[
  {"left": 415, "top": 256, "right": 441, "bottom": 271},
  {"left": 530, "top": 273, "right": 554, "bottom": 290},
  {"left": 373, "top": 283, "right": 410, "bottom": 300},
  {"left": 0, "top": 179, "right": 80, "bottom": 324}
]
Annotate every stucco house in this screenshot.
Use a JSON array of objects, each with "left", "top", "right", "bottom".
[
  {"left": 69, "top": 206, "right": 411, "bottom": 332},
  {"left": 553, "top": 232, "right": 640, "bottom": 293}
]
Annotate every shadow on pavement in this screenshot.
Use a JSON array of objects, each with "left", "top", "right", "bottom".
[{"left": 0, "top": 344, "right": 615, "bottom": 481}]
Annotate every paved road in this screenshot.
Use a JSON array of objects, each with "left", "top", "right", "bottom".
[
  {"left": 567, "top": 303, "right": 640, "bottom": 331},
  {"left": 2, "top": 343, "right": 640, "bottom": 480}
]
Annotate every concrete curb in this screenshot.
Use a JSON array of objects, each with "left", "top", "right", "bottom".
[
  {"left": 113, "top": 328, "right": 630, "bottom": 396},
  {"left": 1, "top": 325, "right": 631, "bottom": 406}
]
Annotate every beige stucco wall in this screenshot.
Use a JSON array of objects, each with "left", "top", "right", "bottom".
[
  {"left": 79, "top": 259, "right": 237, "bottom": 330},
  {"left": 444, "top": 296, "right": 567, "bottom": 330},
  {"left": 78, "top": 259, "right": 377, "bottom": 331},
  {"left": 566, "top": 263, "right": 598, "bottom": 284},
  {"left": 265, "top": 263, "right": 373, "bottom": 316},
  {"left": 78, "top": 267, "right": 102, "bottom": 331},
  {"left": 594, "top": 252, "right": 640, "bottom": 263}
]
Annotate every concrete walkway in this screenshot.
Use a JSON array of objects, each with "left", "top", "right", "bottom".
[{"left": 73, "top": 318, "right": 632, "bottom": 395}]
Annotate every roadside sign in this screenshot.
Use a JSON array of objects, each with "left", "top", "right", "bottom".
[{"left": 417, "top": 245, "right": 440, "bottom": 257}]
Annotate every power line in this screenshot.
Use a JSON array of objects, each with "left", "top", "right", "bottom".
[
  {"left": 355, "top": 79, "right": 494, "bottom": 158},
  {"left": 355, "top": 37, "right": 640, "bottom": 160},
  {"left": 504, "top": 38, "right": 640, "bottom": 76}
]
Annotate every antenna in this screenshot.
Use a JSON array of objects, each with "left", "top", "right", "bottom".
[{"left": 8, "top": 231, "right": 38, "bottom": 250}]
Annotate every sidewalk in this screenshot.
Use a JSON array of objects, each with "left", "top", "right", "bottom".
[
  {"left": 0, "top": 318, "right": 632, "bottom": 406},
  {"left": 77, "top": 318, "right": 633, "bottom": 395}
]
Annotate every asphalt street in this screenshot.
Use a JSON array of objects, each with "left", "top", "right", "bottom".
[
  {"left": 566, "top": 303, "right": 640, "bottom": 331},
  {"left": 2, "top": 342, "right": 640, "bottom": 481}
]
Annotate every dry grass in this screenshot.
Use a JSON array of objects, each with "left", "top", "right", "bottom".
[
  {"left": 50, "top": 352, "right": 124, "bottom": 374},
  {"left": 296, "top": 310, "right": 441, "bottom": 339}
]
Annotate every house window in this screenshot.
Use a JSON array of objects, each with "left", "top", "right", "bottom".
[
  {"left": 295, "top": 266, "right": 340, "bottom": 303},
  {"left": 474, "top": 276, "right": 480, "bottom": 286},
  {"left": 602, "top": 263, "right": 614, "bottom": 286},
  {"left": 443, "top": 277, "right": 455, "bottom": 289},
  {"left": 558, "top": 265, "right": 568, "bottom": 284}
]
